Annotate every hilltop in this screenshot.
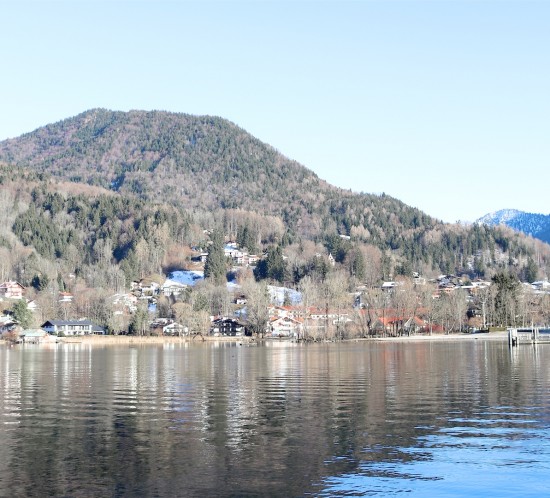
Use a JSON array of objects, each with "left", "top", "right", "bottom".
[
  {"left": 0, "top": 109, "right": 548, "bottom": 283},
  {"left": 0, "top": 109, "right": 433, "bottom": 239}
]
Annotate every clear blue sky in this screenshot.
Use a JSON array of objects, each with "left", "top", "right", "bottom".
[{"left": 2, "top": 0, "right": 548, "bottom": 223}]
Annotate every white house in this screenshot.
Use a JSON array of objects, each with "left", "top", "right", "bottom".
[
  {"left": 161, "top": 279, "right": 188, "bottom": 297},
  {"left": 270, "top": 317, "right": 303, "bottom": 337},
  {"left": 41, "top": 319, "right": 103, "bottom": 336}
]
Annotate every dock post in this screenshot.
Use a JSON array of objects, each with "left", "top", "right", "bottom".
[{"left": 508, "top": 328, "right": 518, "bottom": 347}]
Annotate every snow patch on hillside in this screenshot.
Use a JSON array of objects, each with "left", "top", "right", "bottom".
[
  {"left": 168, "top": 270, "right": 204, "bottom": 286},
  {"left": 268, "top": 285, "right": 302, "bottom": 305}
]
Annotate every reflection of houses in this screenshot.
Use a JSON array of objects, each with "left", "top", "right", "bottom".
[
  {"left": 0, "top": 281, "right": 25, "bottom": 300},
  {"left": 211, "top": 317, "right": 246, "bottom": 336},
  {"left": 41, "top": 319, "right": 105, "bottom": 336}
]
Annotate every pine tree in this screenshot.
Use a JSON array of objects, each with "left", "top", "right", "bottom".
[
  {"left": 12, "top": 300, "right": 33, "bottom": 329},
  {"left": 204, "top": 230, "right": 226, "bottom": 284}
]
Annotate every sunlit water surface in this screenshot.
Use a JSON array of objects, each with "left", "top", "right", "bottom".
[{"left": 1, "top": 340, "right": 549, "bottom": 497}]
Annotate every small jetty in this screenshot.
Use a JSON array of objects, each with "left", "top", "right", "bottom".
[{"left": 508, "top": 327, "right": 550, "bottom": 346}]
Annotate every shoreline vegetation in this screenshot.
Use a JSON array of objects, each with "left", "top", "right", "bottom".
[{"left": 2, "top": 331, "right": 510, "bottom": 347}]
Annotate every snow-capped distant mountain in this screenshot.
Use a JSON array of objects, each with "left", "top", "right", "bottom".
[{"left": 477, "top": 209, "right": 550, "bottom": 244}]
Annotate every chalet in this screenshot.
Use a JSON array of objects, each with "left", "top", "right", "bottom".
[
  {"left": 0, "top": 316, "right": 17, "bottom": 333},
  {"left": 234, "top": 294, "right": 247, "bottom": 305},
  {"left": 267, "top": 305, "right": 301, "bottom": 321},
  {"left": 308, "top": 307, "right": 347, "bottom": 323},
  {"left": 131, "top": 278, "right": 161, "bottom": 296},
  {"left": 150, "top": 319, "right": 187, "bottom": 336},
  {"left": 270, "top": 316, "right": 303, "bottom": 338},
  {"left": 26, "top": 300, "right": 40, "bottom": 313},
  {"left": 210, "top": 317, "right": 246, "bottom": 336},
  {"left": 59, "top": 292, "right": 74, "bottom": 303},
  {"left": 224, "top": 242, "right": 241, "bottom": 258},
  {"left": 371, "top": 314, "right": 426, "bottom": 335},
  {"left": 381, "top": 281, "right": 397, "bottom": 292},
  {"left": 161, "top": 279, "right": 188, "bottom": 297},
  {"left": 199, "top": 252, "right": 209, "bottom": 263},
  {"left": 0, "top": 281, "right": 25, "bottom": 300},
  {"left": 41, "top": 319, "right": 103, "bottom": 336},
  {"left": 162, "top": 322, "right": 187, "bottom": 336}
]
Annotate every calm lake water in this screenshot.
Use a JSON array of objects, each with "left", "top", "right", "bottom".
[{"left": 1, "top": 339, "right": 549, "bottom": 497}]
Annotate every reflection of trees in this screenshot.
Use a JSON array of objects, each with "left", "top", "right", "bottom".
[{"left": 2, "top": 342, "right": 550, "bottom": 496}]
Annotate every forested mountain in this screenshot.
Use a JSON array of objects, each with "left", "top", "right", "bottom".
[
  {"left": 0, "top": 109, "right": 549, "bottom": 285},
  {"left": 477, "top": 209, "right": 550, "bottom": 245},
  {"left": 0, "top": 109, "right": 431, "bottom": 241}
]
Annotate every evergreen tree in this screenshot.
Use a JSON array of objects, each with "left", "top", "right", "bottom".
[
  {"left": 346, "top": 248, "right": 366, "bottom": 280},
  {"left": 204, "top": 230, "right": 226, "bottom": 284},
  {"left": 492, "top": 272, "right": 520, "bottom": 327},
  {"left": 31, "top": 274, "right": 50, "bottom": 291},
  {"left": 254, "top": 246, "right": 287, "bottom": 283},
  {"left": 12, "top": 300, "right": 33, "bottom": 329},
  {"left": 522, "top": 257, "right": 538, "bottom": 283},
  {"left": 236, "top": 224, "right": 257, "bottom": 253}
]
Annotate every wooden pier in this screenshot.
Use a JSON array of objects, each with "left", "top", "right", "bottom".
[{"left": 508, "top": 327, "right": 550, "bottom": 346}]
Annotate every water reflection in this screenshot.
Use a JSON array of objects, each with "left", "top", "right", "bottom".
[{"left": 1, "top": 340, "right": 550, "bottom": 496}]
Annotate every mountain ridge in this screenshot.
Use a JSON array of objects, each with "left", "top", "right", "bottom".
[{"left": 477, "top": 209, "right": 550, "bottom": 244}]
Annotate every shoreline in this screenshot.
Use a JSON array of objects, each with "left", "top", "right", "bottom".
[
  {"left": 1, "top": 331, "right": 510, "bottom": 347},
  {"left": 369, "top": 331, "right": 508, "bottom": 342}
]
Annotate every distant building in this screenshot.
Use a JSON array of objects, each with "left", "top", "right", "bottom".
[
  {"left": 270, "top": 316, "right": 303, "bottom": 337},
  {"left": 210, "top": 317, "right": 246, "bottom": 336},
  {"left": 0, "top": 281, "right": 25, "bottom": 300},
  {"left": 20, "top": 329, "right": 56, "bottom": 344},
  {"left": 161, "top": 279, "right": 188, "bottom": 297},
  {"left": 41, "top": 319, "right": 104, "bottom": 336},
  {"left": 58, "top": 292, "right": 74, "bottom": 303}
]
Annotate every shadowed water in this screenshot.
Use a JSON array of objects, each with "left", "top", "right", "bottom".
[{"left": 1, "top": 340, "right": 549, "bottom": 497}]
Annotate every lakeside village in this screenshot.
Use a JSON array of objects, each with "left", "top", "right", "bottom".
[{"left": 1, "top": 240, "right": 550, "bottom": 345}]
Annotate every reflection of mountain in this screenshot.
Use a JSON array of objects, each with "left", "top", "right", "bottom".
[
  {"left": 477, "top": 209, "right": 550, "bottom": 244},
  {"left": 1, "top": 342, "right": 549, "bottom": 496}
]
